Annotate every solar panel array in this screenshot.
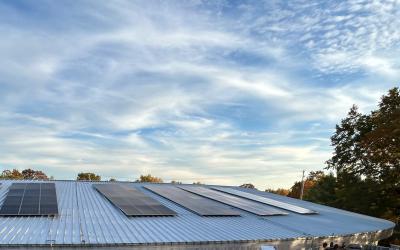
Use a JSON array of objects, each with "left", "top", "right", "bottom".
[
  {"left": 0, "top": 183, "right": 58, "bottom": 216},
  {"left": 180, "top": 186, "right": 288, "bottom": 216},
  {"left": 212, "top": 187, "right": 317, "bottom": 214},
  {"left": 94, "top": 184, "right": 176, "bottom": 217},
  {"left": 145, "top": 185, "right": 240, "bottom": 216}
]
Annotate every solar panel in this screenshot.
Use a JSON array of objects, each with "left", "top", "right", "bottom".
[
  {"left": 180, "top": 186, "right": 288, "bottom": 216},
  {"left": 212, "top": 187, "right": 317, "bottom": 214},
  {"left": 93, "top": 184, "right": 177, "bottom": 217},
  {"left": 40, "top": 183, "right": 59, "bottom": 215},
  {"left": 145, "top": 185, "right": 241, "bottom": 216},
  {"left": 19, "top": 183, "right": 40, "bottom": 215},
  {"left": 0, "top": 183, "right": 58, "bottom": 216}
]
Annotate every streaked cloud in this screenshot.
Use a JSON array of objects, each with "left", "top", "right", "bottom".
[{"left": 0, "top": 0, "right": 398, "bottom": 189}]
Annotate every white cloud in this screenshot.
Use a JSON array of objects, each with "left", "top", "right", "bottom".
[{"left": 0, "top": 0, "right": 397, "bottom": 190}]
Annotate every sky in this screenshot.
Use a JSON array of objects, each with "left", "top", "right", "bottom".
[{"left": 0, "top": 0, "right": 399, "bottom": 189}]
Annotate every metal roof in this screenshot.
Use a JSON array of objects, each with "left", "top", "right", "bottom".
[{"left": 0, "top": 180, "right": 395, "bottom": 246}]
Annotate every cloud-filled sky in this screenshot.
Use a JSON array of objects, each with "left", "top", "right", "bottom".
[{"left": 0, "top": 0, "right": 399, "bottom": 189}]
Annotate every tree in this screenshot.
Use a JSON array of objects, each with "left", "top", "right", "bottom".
[
  {"left": 240, "top": 183, "right": 256, "bottom": 189},
  {"left": 137, "top": 174, "right": 163, "bottom": 183},
  {"left": 326, "top": 87, "right": 400, "bottom": 221},
  {"left": 0, "top": 169, "right": 48, "bottom": 180},
  {"left": 21, "top": 169, "right": 49, "bottom": 180},
  {"left": 77, "top": 172, "right": 101, "bottom": 181},
  {"left": 170, "top": 180, "right": 182, "bottom": 184},
  {"left": 266, "top": 188, "right": 290, "bottom": 196},
  {"left": 288, "top": 171, "right": 327, "bottom": 199},
  {"left": 0, "top": 169, "right": 23, "bottom": 179},
  {"left": 304, "top": 173, "right": 337, "bottom": 207}
]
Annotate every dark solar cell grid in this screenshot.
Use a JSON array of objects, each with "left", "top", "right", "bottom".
[
  {"left": 0, "top": 183, "right": 58, "bottom": 216},
  {"left": 145, "top": 185, "right": 241, "bottom": 216},
  {"left": 93, "top": 184, "right": 177, "bottom": 217}
]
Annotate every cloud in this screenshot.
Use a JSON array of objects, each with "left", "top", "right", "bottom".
[{"left": 0, "top": 0, "right": 398, "bottom": 189}]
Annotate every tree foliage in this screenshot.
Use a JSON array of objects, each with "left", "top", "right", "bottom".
[
  {"left": 322, "top": 87, "right": 400, "bottom": 245},
  {"left": 0, "top": 168, "right": 49, "bottom": 180},
  {"left": 326, "top": 87, "right": 400, "bottom": 222},
  {"left": 304, "top": 173, "right": 337, "bottom": 207},
  {"left": 77, "top": 172, "right": 101, "bottom": 181},
  {"left": 170, "top": 180, "right": 182, "bottom": 184},
  {"left": 266, "top": 188, "right": 290, "bottom": 196},
  {"left": 240, "top": 183, "right": 256, "bottom": 189},
  {"left": 287, "top": 171, "right": 324, "bottom": 198},
  {"left": 136, "top": 174, "right": 163, "bottom": 183}
]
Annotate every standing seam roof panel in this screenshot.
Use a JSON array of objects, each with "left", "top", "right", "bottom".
[{"left": 0, "top": 181, "right": 394, "bottom": 246}]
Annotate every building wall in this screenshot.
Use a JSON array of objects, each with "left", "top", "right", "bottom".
[{"left": 0, "top": 227, "right": 393, "bottom": 250}]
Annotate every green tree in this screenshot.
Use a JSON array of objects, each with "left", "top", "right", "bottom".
[
  {"left": 77, "top": 172, "right": 101, "bottom": 181},
  {"left": 327, "top": 87, "right": 400, "bottom": 221},
  {"left": 137, "top": 174, "right": 163, "bottom": 183},
  {"left": 304, "top": 173, "right": 337, "bottom": 207},
  {"left": 326, "top": 87, "right": 400, "bottom": 245}
]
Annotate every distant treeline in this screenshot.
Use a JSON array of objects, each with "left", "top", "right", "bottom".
[{"left": 0, "top": 170, "right": 201, "bottom": 184}]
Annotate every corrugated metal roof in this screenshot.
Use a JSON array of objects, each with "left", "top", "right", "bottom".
[{"left": 0, "top": 180, "right": 395, "bottom": 246}]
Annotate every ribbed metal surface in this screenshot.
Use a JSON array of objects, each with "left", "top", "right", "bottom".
[
  {"left": 231, "top": 187, "right": 395, "bottom": 237},
  {"left": 0, "top": 180, "right": 395, "bottom": 246}
]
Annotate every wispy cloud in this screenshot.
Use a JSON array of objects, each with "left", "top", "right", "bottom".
[{"left": 0, "top": 0, "right": 398, "bottom": 189}]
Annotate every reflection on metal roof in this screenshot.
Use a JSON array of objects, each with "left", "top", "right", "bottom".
[
  {"left": 211, "top": 186, "right": 317, "bottom": 214},
  {"left": 180, "top": 185, "right": 287, "bottom": 216},
  {"left": 0, "top": 180, "right": 395, "bottom": 247}
]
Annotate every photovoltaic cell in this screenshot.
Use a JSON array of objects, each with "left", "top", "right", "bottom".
[
  {"left": 212, "top": 186, "right": 317, "bottom": 214},
  {"left": 93, "top": 184, "right": 176, "bottom": 217},
  {"left": 145, "top": 185, "right": 240, "bottom": 216},
  {"left": 0, "top": 183, "right": 58, "bottom": 216},
  {"left": 180, "top": 186, "right": 288, "bottom": 216}
]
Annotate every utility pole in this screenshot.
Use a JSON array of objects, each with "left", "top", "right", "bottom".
[{"left": 300, "top": 170, "right": 305, "bottom": 200}]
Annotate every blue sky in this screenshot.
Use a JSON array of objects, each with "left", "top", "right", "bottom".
[{"left": 0, "top": 0, "right": 399, "bottom": 189}]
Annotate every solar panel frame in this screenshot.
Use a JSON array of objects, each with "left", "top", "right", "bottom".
[
  {"left": 212, "top": 186, "right": 318, "bottom": 214},
  {"left": 0, "top": 183, "right": 58, "bottom": 216},
  {"left": 179, "top": 186, "right": 288, "bottom": 216},
  {"left": 93, "top": 184, "right": 177, "bottom": 217},
  {"left": 145, "top": 185, "right": 241, "bottom": 217}
]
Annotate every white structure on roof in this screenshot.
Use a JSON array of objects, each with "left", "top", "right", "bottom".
[{"left": 0, "top": 180, "right": 395, "bottom": 250}]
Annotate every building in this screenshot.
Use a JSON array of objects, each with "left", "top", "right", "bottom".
[{"left": 0, "top": 180, "right": 395, "bottom": 249}]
